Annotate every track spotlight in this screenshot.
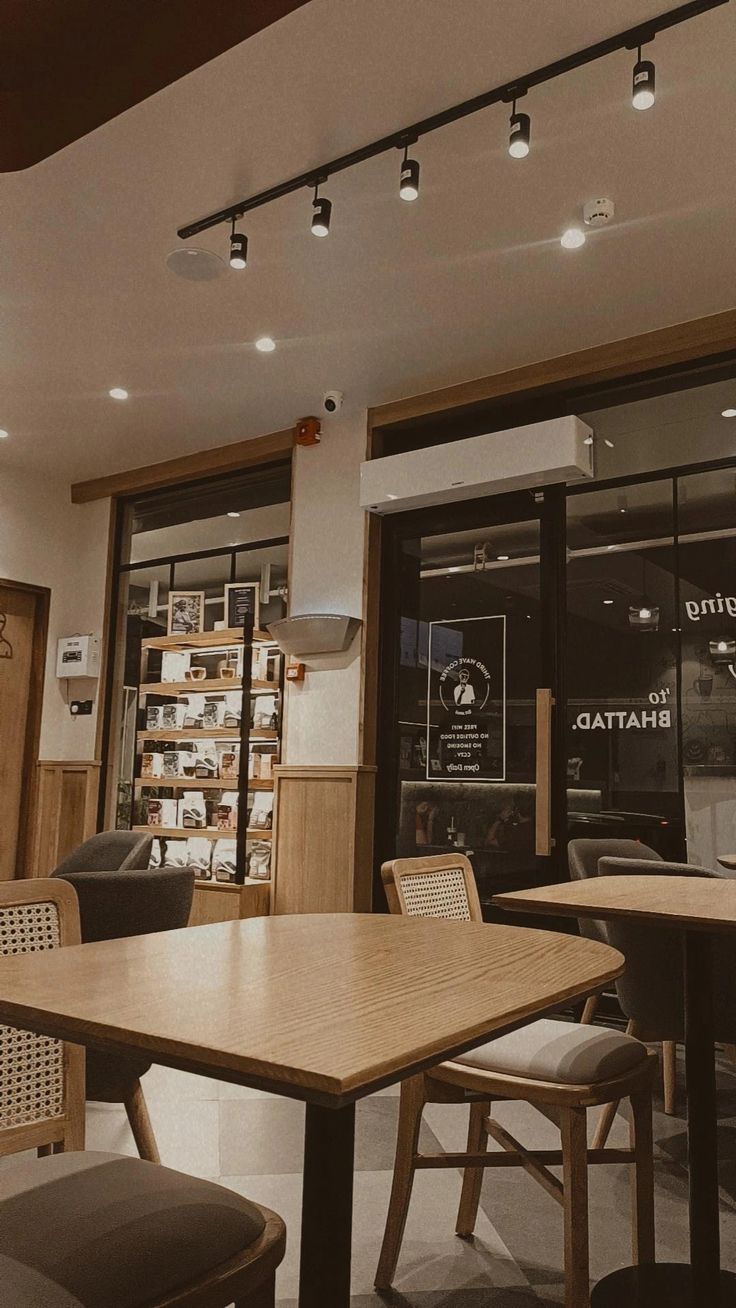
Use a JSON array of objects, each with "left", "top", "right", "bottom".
[
  {"left": 311, "top": 182, "right": 332, "bottom": 237},
  {"left": 632, "top": 46, "right": 656, "bottom": 110},
  {"left": 399, "top": 144, "right": 420, "bottom": 201},
  {"left": 229, "top": 220, "right": 248, "bottom": 269},
  {"left": 508, "top": 100, "right": 530, "bottom": 158}
]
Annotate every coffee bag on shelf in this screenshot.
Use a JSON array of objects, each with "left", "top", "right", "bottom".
[
  {"left": 179, "top": 791, "right": 206, "bottom": 829},
  {"left": 186, "top": 837, "right": 212, "bottom": 878},
  {"left": 212, "top": 838, "right": 237, "bottom": 883}
]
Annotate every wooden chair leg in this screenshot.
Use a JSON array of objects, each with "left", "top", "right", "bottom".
[
  {"left": 375, "top": 1074, "right": 425, "bottom": 1290},
  {"left": 663, "top": 1041, "right": 677, "bottom": 1116},
  {"left": 561, "top": 1106, "right": 590, "bottom": 1308},
  {"left": 629, "top": 1084, "right": 655, "bottom": 1266},
  {"left": 124, "top": 1079, "right": 161, "bottom": 1164},
  {"left": 455, "top": 1099, "right": 491, "bottom": 1238},
  {"left": 592, "top": 1020, "right": 637, "bottom": 1150},
  {"left": 581, "top": 995, "right": 599, "bottom": 1025}
]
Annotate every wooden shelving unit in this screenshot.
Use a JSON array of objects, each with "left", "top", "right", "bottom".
[
  {"left": 131, "top": 618, "right": 282, "bottom": 888},
  {"left": 135, "top": 777, "right": 273, "bottom": 790},
  {"left": 142, "top": 628, "right": 273, "bottom": 651},
  {"left": 137, "top": 728, "right": 278, "bottom": 742},
  {"left": 132, "top": 825, "right": 271, "bottom": 840}
]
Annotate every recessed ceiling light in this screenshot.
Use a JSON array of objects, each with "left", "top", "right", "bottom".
[
  {"left": 497, "top": 554, "right": 510, "bottom": 561},
  {"left": 722, "top": 408, "right": 736, "bottom": 418},
  {"left": 603, "top": 599, "right": 614, "bottom": 605},
  {"left": 255, "top": 337, "right": 276, "bottom": 353},
  {"left": 561, "top": 227, "right": 586, "bottom": 250},
  {"left": 0, "top": 429, "right": 8, "bottom": 439},
  {"left": 604, "top": 439, "right": 615, "bottom": 448},
  {"left": 109, "top": 387, "right": 128, "bottom": 400},
  {"left": 227, "top": 511, "right": 240, "bottom": 519},
  {"left": 584, "top": 435, "right": 594, "bottom": 445}
]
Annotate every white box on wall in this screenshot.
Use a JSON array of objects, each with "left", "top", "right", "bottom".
[{"left": 56, "top": 634, "right": 100, "bottom": 679}]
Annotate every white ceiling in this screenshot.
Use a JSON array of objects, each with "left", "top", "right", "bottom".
[{"left": 2, "top": 0, "right": 735, "bottom": 480}]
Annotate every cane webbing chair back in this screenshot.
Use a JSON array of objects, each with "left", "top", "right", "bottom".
[
  {"left": 0, "top": 879, "right": 84, "bottom": 1157},
  {"left": 382, "top": 853, "right": 483, "bottom": 923}
]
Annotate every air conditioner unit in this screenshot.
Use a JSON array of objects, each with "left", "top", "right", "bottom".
[{"left": 360, "top": 415, "right": 594, "bottom": 514}]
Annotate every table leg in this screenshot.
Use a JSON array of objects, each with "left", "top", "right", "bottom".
[
  {"left": 298, "top": 1101, "right": 355, "bottom": 1308},
  {"left": 591, "top": 931, "right": 736, "bottom": 1307}
]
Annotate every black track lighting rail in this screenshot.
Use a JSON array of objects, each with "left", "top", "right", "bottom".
[{"left": 178, "top": 0, "right": 727, "bottom": 240}]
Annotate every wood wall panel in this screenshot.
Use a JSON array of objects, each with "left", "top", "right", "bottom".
[
  {"left": 271, "top": 765, "right": 376, "bottom": 914},
  {"left": 29, "top": 761, "right": 101, "bottom": 877}
]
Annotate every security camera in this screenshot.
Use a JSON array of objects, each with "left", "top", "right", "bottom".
[{"left": 323, "top": 390, "right": 344, "bottom": 414}]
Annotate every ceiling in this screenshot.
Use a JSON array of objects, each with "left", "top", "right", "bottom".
[
  {"left": 2, "top": 0, "right": 735, "bottom": 481},
  {"left": 0, "top": 0, "right": 310, "bottom": 170}
]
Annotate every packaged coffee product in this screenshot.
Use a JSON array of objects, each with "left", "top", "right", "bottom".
[
  {"left": 248, "top": 751, "right": 261, "bottom": 779},
  {"left": 212, "top": 838, "right": 237, "bottom": 883},
  {"left": 218, "top": 747, "right": 240, "bottom": 781},
  {"left": 161, "top": 702, "right": 186, "bottom": 729},
  {"left": 249, "top": 841, "right": 271, "bottom": 880},
  {"left": 149, "top": 839, "right": 162, "bottom": 869},
  {"left": 249, "top": 791, "right": 273, "bottom": 830},
  {"left": 179, "top": 791, "right": 206, "bottom": 829},
  {"left": 163, "top": 839, "right": 188, "bottom": 868},
  {"left": 147, "top": 798, "right": 178, "bottom": 828},
  {"left": 161, "top": 651, "right": 190, "bottom": 682},
  {"left": 141, "top": 752, "right": 164, "bottom": 778},
  {"left": 258, "top": 751, "right": 274, "bottom": 781},
  {"left": 193, "top": 746, "right": 218, "bottom": 778},
  {"left": 253, "top": 695, "right": 276, "bottom": 730},
  {"left": 186, "top": 837, "right": 212, "bottom": 878},
  {"left": 146, "top": 705, "right": 163, "bottom": 731},
  {"left": 163, "top": 750, "right": 196, "bottom": 778},
  {"left": 203, "top": 700, "right": 225, "bottom": 728},
  {"left": 222, "top": 691, "right": 242, "bottom": 729},
  {"left": 217, "top": 792, "right": 238, "bottom": 831},
  {"left": 182, "top": 693, "right": 205, "bottom": 728}
]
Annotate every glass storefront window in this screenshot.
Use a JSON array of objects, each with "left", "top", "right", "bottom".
[{"left": 566, "top": 481, "right": 682, "bottom": 857}]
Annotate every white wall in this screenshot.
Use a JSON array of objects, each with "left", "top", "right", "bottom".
[
  {"left": 0, "top": 467, "right": 110, "bottom": 759},
  {"left": 283, "top": 411, "right": 367, "bottom": 765}
]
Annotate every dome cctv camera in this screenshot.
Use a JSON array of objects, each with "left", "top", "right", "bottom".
[{"left": 323, "top": 390, "right": 344, "bottom": 414}]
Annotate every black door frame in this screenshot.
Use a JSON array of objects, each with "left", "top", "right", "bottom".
[{"left": 374, "top": 484, "right": 568, "bottom": 910}]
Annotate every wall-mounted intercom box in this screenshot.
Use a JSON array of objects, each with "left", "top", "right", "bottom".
[{"left": 56, "top": 635, "right": 100, "bottom": 679}]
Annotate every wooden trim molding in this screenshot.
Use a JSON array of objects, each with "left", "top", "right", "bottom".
[
  {"left": 29, "top": 761, "right": 101, "bottom": 877},
  {"left": 368, "top": 309, "right": 736, "bottom": 430},
  {"left": 71, "top": 427, "right": 295, "bottom": 504},
  {"left": 271, "top": 765, "right": 377, "bottom": 914}
]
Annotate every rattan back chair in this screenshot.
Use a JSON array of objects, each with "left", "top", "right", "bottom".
[
  {"left": 381, "top": 851, "right": 482, "bottom": 920},
  {"left": 378, "top": 853, "right": 656, "bottom": 1308},
  {"left": 0, "top": 878, "right": 84, "bottom": 1158}
]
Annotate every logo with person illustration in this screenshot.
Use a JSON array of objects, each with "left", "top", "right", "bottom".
[{"left": 438, "top": 656, "right": 491, "bottom": 713}]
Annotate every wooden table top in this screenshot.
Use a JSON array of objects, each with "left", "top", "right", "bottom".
[
  {"left": 0, "top": 913, "right": 623, "bottom": 1107},
  {"left": 495, "top": 875, "right": 736, "bottom": 935}
]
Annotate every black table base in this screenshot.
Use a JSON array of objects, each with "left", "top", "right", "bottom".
[
  {"left": 592, "top": 930, "right": 733, "bottom": 1305},
  {"left": 591, "top": 1264, "right": 736, "bottom": 1306},
  {"left": 298, "top": 1101, "right": 356, "bottom": 1308}
]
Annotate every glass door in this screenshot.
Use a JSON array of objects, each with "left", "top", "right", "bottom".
[{"left": 376, "top": 488, "right": 566, "bottom": 919}]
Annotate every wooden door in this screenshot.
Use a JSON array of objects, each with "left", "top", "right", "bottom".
[{"left": 0, "top": 582, "right": 48, "bottom": 879}]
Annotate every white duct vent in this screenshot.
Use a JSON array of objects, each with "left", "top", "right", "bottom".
[{"left": 360, "top": 416, "right": 594, "bottom": 514}]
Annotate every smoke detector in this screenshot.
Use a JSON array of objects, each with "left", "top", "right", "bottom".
[{"left": 583, "top": 198, "right": 615, "bottom": 227}]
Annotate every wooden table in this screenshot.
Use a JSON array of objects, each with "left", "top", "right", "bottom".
[
  {"left": 0, "top": 911, "right": 622, "bottom": 1308},
  {"left": 494, "top": 876, "right": 736, "bottom": 1308}
]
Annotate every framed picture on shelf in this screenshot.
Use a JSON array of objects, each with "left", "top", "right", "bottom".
[
  {"left": 167, "top": 590, "right": 205, "bottom": 636},
  {"left": 224, "top": 581, "right": 260, "bottom": 632}
]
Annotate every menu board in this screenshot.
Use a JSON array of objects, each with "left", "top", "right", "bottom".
[{"left": 426, "top": 615, "right": 506, "bottom": 781}]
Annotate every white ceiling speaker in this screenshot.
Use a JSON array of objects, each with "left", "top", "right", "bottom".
[
  {"left": 165, "top": 248, "right": 227, "bottom": 280},
  {"left": 583, "top": 198, "right": 615, "bottom": 227}
]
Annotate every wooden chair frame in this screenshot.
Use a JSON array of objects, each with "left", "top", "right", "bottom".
[
  {"left": 377, "top": 855, "right": 657, "bottom": 1308},
  {"left": 0, "top": 878, "right": 85, "bottom": 1158}
]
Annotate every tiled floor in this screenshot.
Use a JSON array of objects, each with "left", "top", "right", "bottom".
[{"left": 11, "top": 1045, "right": 729, "bottom": 1305}]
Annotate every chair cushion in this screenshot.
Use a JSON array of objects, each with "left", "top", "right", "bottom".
[
  {"left": 450, "top": 1018, "right": 647, "bottom": 1085},
  {"left": 0, "top": 1255, "right": 83, "bottom": 1308},
  {"left": 0, "top": 1151, "right": 266, "bottom": 1308}
]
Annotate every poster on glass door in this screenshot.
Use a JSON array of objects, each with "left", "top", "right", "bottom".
[{"left": 426, "top": 616, "right": 506, "bottom": 781}]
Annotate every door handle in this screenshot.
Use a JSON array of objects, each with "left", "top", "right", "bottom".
[{"left": 535, "top": 688, "right": 555, "bottom": 857}]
